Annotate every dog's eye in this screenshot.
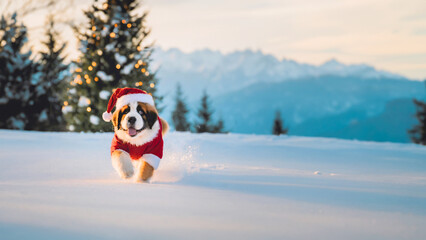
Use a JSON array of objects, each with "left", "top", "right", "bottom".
[
  {"left": 123, "top": 108, "right": 130, "bottom": 114},
  {"left": 137, "top": 105, "right": 145, "bottom": 116}
]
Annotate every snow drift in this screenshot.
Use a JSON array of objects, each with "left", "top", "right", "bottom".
[{"left": 0, "top": 130, "right": 425, "bottom": 239}]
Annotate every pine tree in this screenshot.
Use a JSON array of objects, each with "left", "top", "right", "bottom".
[
  {"left": 29, "top": 16, "right": 68, "bottom": 131},
  {"left": 408, "top": 99, "right": 426, "bottom": 145},
  {"left": 212, "top": 118, "right": 225, "bottom": 133},
  {"left": 272, "top": 110, "right": 288, "bottom": 135},
  {"left": 0, "top": 12, "right": 40, "bottom": 130},
  {"left": 65, "top": 0, "right": 159, "bottom": 132},
  {"left": 171, "top": 83, "right": 190, "bottom": 131},
  {"left": 194, "top": 91, "right": 225, "bottom": 133}
]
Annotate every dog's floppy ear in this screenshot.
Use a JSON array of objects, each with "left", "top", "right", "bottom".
[
  {"left": 112, "top": 110, "right": 119, "bottom": 128},
  {"left": 145, "top": 109, "right": 158, "bottom": 129}
]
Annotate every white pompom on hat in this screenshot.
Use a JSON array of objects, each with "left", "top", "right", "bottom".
[{"left": 102, "top": 87, "right": 155, "bottom": 122}]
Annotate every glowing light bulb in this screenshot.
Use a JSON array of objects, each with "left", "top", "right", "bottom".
[
  {"left": 64, "top": 101, "right": 68, "bottom": 106},
  {"left": 137, "top": 60, "right": 143, "bottom": 65},
  {"left": 137, "top": 46, "right": 141, "bottom": 51},
  {"left": 150, "top": 83, "right": 155, "bottom": 88},
  {"left": 88, "top": 66, "right": 93, "bottom": 71},
  {"left": 75, "top": 68, "right": 82, "bottom": 72},
  {"left": 94, "top": 77, "right": 99, "bottom": 82},
  {"left": 110, "top": 32, "right": 116, "bottom": 38},
  {"left": 122, "top": 19, "right": 126, "bottom": 24},
  {"left": 92, "top": 61, "right": 97, "bottom": 67},
  {"left": 92, "top": 26, "right": 96, "bottom": 31},
  {"left": 87, "top": 107, "right": 92, "bottom": 112},
  {"left": 127, "top": 23, "right": 131, "bottom": 28},
  {"left": 141, "top": 68, "right": 146, "bottom": 73},
  {"left": 135, "top": 64, "right": 140, "bottom": 68},
  {"left": 116, "top": 64, "right": 121, "bottom": 69}
]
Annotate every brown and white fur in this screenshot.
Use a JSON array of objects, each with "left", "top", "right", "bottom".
[{"left": 111, "top": 101, "right": 168, "bottom": 182}]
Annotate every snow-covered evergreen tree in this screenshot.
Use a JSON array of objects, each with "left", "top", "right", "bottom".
[
  {"left": 408, "top": 98, "right": 426, "bottom": 145},
  {"left": 171, "top": 83, "right": 190, "bottom": 131},
  {"left": 65, "top": 0, "right": 159, "bottom": 132},
  {"left": 272, "top": 110, "right": 288, "bottom": 135},
  {"left": 0, "top": 12, "right": 40, "bottom": 130},
  {"left": 31, "top": 16, "right": 68, "bottom": 131},
  {"left": 194, "top": 91, "right": 225, "bottom": 133}
]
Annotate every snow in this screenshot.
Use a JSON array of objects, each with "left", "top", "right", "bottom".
[
  {"left": 61, "top": 106, "right": 72, "bottom": 114},
  {"left": 97, "top": 71, "right": 113, "bottom": 82},
  {"left": 0, "top": 130, "right": 425, "bottom": 240},
  {"left": 90, "top": 115, "right": 100, "bottom": 125},
  {"left": 38, "top": 110, "right": 48, "bottom": 121},
  {"left": 114, "top": 53, "right": 127, "bottom": 65},
  {"left": 7, "top": 117, "right": 25, "bottom": 130},
  {"left": 121, "top": 63, "right": 134, "bottom": 75},
  {"left": 78, "top": 96, "right": 90, "bottom": 107},
  {"left": 105, "top": 43, "right": 114, "bottom": 52},
  {"left": 99, "top": 90, "right": 111, "bottom": 100}
]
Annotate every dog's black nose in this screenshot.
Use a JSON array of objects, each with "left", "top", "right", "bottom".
[{"left": 128, "top": 117, "right": 136, "bottom": 124}]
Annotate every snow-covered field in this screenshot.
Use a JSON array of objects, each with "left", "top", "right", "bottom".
[{"left": 0, "top": 130, "right": 425, "bottom": 240}]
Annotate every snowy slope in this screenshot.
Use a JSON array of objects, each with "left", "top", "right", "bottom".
[{"left": 0, "top": 130, "right": 426, "bottom": 240}]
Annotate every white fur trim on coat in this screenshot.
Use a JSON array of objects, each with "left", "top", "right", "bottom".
[
  {"left": 116, "top": 93, "right": 154, "bottom": 110},
  {"left": 143, "top": 154, "right": 161, "bottom": 170}
]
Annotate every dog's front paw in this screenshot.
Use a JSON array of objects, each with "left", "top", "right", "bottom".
[
  {"left": 112, "top": 150, "right": 134, "bottom": 179},
  {"left": 135, "top": 161, "right": 154, "bottom": 183},
  {"left": 119, "top": 163, "right": 134, "bottom": 179}
]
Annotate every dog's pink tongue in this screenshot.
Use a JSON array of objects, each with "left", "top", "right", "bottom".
[{"left": 128, "top": 127, "right": 137, "bottom": 136}]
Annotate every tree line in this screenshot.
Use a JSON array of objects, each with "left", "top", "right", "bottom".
[
  {"left": 171, "top": 83, "right": 289, "bottom": 135},
  {"left": 171, "top": 84, "right": 225, "bottom": 133}
]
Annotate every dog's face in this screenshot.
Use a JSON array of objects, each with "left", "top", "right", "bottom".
[{"left": 112, "top": 102, "right": 159, "bottom": 145}]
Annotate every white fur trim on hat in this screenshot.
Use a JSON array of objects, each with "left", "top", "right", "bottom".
[
  {"left": 103, "top": 111, "right": 113, "bottom": 122},
  {"left": 115, "top": 93, "right": 155, "bottom": 110}
]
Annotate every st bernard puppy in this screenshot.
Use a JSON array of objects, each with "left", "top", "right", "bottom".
[{"left": 102, "top": 88, "right": 168, "bottom": 182}]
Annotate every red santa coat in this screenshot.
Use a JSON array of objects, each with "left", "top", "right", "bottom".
[{"left": 111, "top": 119, "right": 163, "bottom": 169}]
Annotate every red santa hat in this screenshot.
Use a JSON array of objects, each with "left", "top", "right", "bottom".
[{"left": 102, "top": 87, "right": 155, "bottom": 122}]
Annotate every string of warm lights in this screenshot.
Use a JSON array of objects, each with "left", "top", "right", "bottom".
[{"left": 66, "top": 1, "right": 156, "bottom": 115}]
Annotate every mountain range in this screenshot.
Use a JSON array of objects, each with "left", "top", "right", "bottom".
[{"left": 151, "top": 47, "right": 425, "bottom": 143}]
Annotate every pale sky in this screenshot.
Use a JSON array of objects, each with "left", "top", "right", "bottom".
[{"left": 2, "top": 0, "right": 426, "bottom": 79}]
